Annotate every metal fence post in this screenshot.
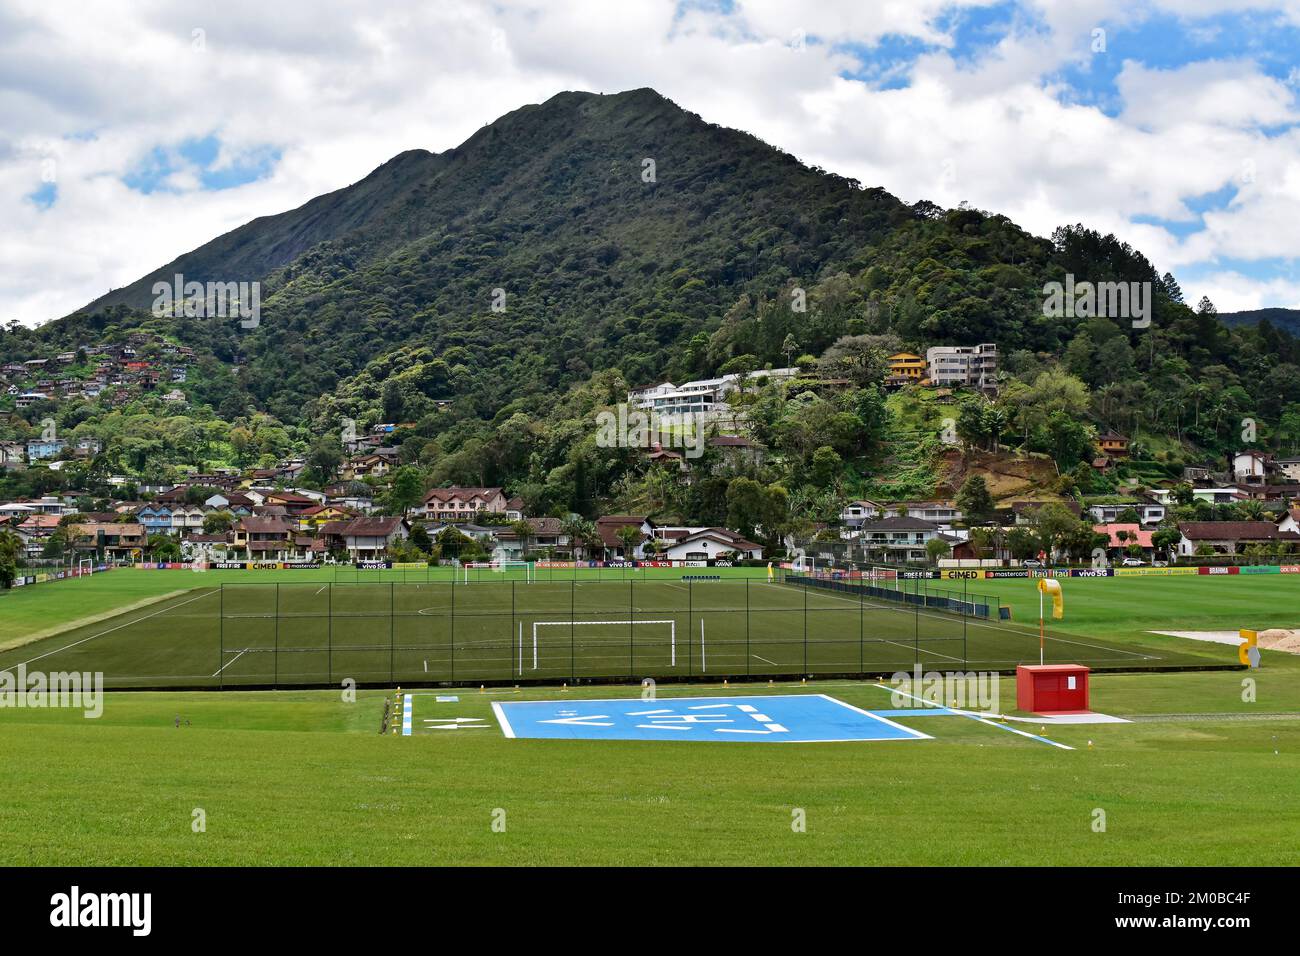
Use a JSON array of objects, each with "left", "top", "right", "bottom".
[{"left": 218, "top": 583, "right": 224, "bottom": 690}]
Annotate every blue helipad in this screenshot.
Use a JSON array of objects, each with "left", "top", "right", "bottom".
[{"left": 491, "top": 694, "right": 932, "bottom": 743}]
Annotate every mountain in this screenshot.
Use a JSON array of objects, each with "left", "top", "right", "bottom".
[
  {"left": 1219, "top": 308, "right": 1300, "bottom": 338},
  {"left": 8, "top": 87, "right": 1299, "bottom": 521},
  {"left": 67, "top": 88, "right": 911, "bottom": 421}
]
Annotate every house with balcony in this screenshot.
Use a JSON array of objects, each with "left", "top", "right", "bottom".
[
  {"left": 232, "top": 515, "right": 298, "bottom": 561},
  {"left": 925, "top": 344, "right": 998, "bottom": 393},
  {"left": 26, "top": 437, "right": 67, "bottom": 461},
  {"left": 69, "top": 522, "right": 146, "bottom": 560},
  {"left": 885, "top": 352, "right": 928, "bottom": 388},
  {"left": 417, "top": 487, "right": 509, "bottom": 522},
  {"left": 850, "top": 516, "right": 947, "bottom": 563}
]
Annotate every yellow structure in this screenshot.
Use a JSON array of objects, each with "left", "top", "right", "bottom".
[{"left": 887, "top": 352, "right": 928, "bottom": 387}]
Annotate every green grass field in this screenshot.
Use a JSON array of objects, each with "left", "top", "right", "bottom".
[
  {"left": 2, "top": 671, "right": 1298, "bottom": 865},
  {"left": 3, "top": 567, "right": 1297, "bottom": 866},
  {"left": 0, "top": 573, "right": 1235, "bottom": 689}
]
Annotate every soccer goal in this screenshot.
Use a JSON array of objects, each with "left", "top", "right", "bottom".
[
  {"left": 75, "top": 557, "right": 94, "bottom": 578},
  {"left": 523, "top": 619, "right": 677, "bottom": 674},
  {"left": 463, "top": 560, "right": 533, "bottom": 583}
]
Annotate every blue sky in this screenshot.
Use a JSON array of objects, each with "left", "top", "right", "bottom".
[{"left": 3, "top": 0, "right": 1299, "bottom": 324}]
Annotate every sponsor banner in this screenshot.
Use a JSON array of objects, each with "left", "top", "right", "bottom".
[
  {"left": 281, "top": 562, "right": 322, "bottom": 570},
  {"left": 682, "top": 560, "right": 707, "bottom": 567},
  {"left": 356, "top": 561, "right": 391, "bottom": 570},
  {"left": 1069, "top": 568, "right": 1114, "bottom": 577},
  {"left": 1239, "top": 565, "right": 1280, "bottom": 575},
  {"left": 536, "top": 561, "right": 576, "bottom": 569},
  {"left": 940, "top": 569, "right": 984, "bottom": 580},
  {"left": 983, "top": 568, "right": 1054, "bottom": 579},
  {"left": 638, "top": 560, "right": 674, "bottom": 568},
  {"left": 390, "top": 562, "right": 426, "bottom": 570},
  {"left": 1114, "top": 566, "right": 1199, "bottom": 576},
  {"left": 900, "top": 570, "right": 939, "bottom": 579},
  {"left": 712, "top": 560, "right": 733, "bottom": 568},
  {"left": 1198, "top": 566, "right": 1239, "bottom": 575},
  {"left": 605, "top": 561, "right": 633, "bottom": 569},
  {"left": 1282, "top": 565, "right": 1300, "bottom": 574},
  {"left": 213, "top": 561, "right": 247, "bottom": 570}
]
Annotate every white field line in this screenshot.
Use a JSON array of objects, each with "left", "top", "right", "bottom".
[
  {"left": 875, "top": 682, "right": 1074, "bottom": 750},
  {"left": 212, "top": 649, "right": 249, "bottom": 676},
  {"left": 7, "top": 589, "right": 218, "bottom": 670}
]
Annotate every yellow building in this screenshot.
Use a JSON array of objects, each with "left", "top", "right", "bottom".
[{"left": 886, "top": 352, "right": 927, "bottom": 387}]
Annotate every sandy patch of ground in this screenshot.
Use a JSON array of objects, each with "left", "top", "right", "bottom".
[{"left": 1151, "top": 628, "right": 1300, "bottom": 654}]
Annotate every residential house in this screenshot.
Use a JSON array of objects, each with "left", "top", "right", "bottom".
[
  {"left": 851, "top": 516, "right": 946, "bottom": 563},
  {"left": 297, "top": 504, "right": 357, "bottom": 531},
  {"left": 69, "top": 522, "right": 146, "bottom": 560},
  {"left": 1086, "top": 497, "right": 1166, "bottom": 526},
  {"left": 319, "top": 516, "right": 410, "bottom": 561},
  {"left": 340, "top": 453, "right": 393, "bottom": 480},
  {"left": 26, "top": 437, "right": 67, "bottom": 461},
  {"left": 593, "top": 515, "right": 654, "bottom": 560},
  {"left": 262, "top": 491, "right": 318, "bottom": 515},
  {"left": 1277, "top": 509, "right": 1300, "bottom": 535},
  {"left": 656, "top": 527, "right": 762, "bottom": 562},
  {"left": 1277, "top": 457, "right": 1300, "bottom": 482},
  {"left": 418, "top": 487, "right": 509, "bottom": 522},
  {"left": 1093, "top": 523, "right": 1155, "bottom": 560},
  {"left": 896, "top": 500, "right": 963, "bottom": 529},
  {"left": 628, "top": 368, "right": 798, "bottom": 418},
  {"left": 232, "top": 515, "right": 298, "bottom": 561},
  {"left": 15, "top": 514, "right": 61, "bottom": 556},
  {"left": 1232, "top": 450, "right": 1273, "bottom": 486},
  {"left": 136, "top": 504, "right": 174, "bottom": 535},
  {"left": 493, "top": 516, "right": 571, "bottom": 558},
  {"left": 1176, "top": 521, "right": 1300, "bottom": 557},
  {"left": 885, "top": 352, "right": 928, "bottom": 388},
  {"left": 925, "top": 344, "right": 998, "bottom": 392},
  {"left": 1097, "top": 431, "right": 1131, "bottom": 457},
  {"left": 839, "top": 499, "right": 889, "bottom": 528}
]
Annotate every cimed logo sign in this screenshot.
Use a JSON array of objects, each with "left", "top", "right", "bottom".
[{"left": 491, "top": 695, "right": 931, "bottom": 743}]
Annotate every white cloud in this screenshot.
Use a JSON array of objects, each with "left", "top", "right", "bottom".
[{"left": 1, "top": 0, "right": 1298, "bottom": 325}]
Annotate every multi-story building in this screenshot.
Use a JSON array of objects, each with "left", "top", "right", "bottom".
[
  {"left": 925, "top": 344, "right": 998, "bottom": 392},
  {"left": 628, "top": 368, "right": 798, "bottom": 418},
  {"left": 885, "top": 352, "right": 928, "bottom": 388}
]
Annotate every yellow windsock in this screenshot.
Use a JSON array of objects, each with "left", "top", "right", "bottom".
[{"left": 1038, "top": 577, "right": 1064, "bottom": 620}]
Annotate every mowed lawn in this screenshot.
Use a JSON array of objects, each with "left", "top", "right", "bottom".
[
  {"left": 0, "top": 577, "right": 1219, "bottom": 689},
  {"left": 2, "top": 670, "right": 1298, "bottom": 866},
  {"left": 995, "top": 573, "right": 1300, "bottom": 638},
  {"left": 0, "top": 565, "right": 769, "bottom": 646}
]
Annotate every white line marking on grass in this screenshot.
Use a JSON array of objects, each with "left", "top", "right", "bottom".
[
  {"left": 818, "top": 694, "right": 933, "bottom": 740},
  {"left": 8, "top": 589, "right": 217, "bottom": 670},
  {"left": 751, "top": 654, "right": 777, "bottom": 665},
  {"left": 210, "top": 650, "right": 248, "bottom": 681},
  {"left": 880, "top": 639, "right": 966, "bottom": 663},
  {"left": 872, "top": 684, "right": 1073, "bottom": 750}
]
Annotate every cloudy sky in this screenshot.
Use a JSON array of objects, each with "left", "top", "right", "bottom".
[{"left": 3, "top": 0, "right": 1300, "bottom": 325}]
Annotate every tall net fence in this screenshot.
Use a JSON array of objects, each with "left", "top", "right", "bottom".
[{"left": 207, "top": 575, "right": 1055, "bottom": 688}]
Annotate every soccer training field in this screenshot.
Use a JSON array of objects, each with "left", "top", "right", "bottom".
[{"left": 0, "top": 573, "right": 1220, "bottom": 689}]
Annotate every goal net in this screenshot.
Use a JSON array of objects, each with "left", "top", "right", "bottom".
[{"left": 524, "top": 619, "right": 677, "bottom": 674}]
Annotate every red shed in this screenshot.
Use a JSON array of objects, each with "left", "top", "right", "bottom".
[{"left": 1016, "top": 664, "right": 1090, "bottom": 714}]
